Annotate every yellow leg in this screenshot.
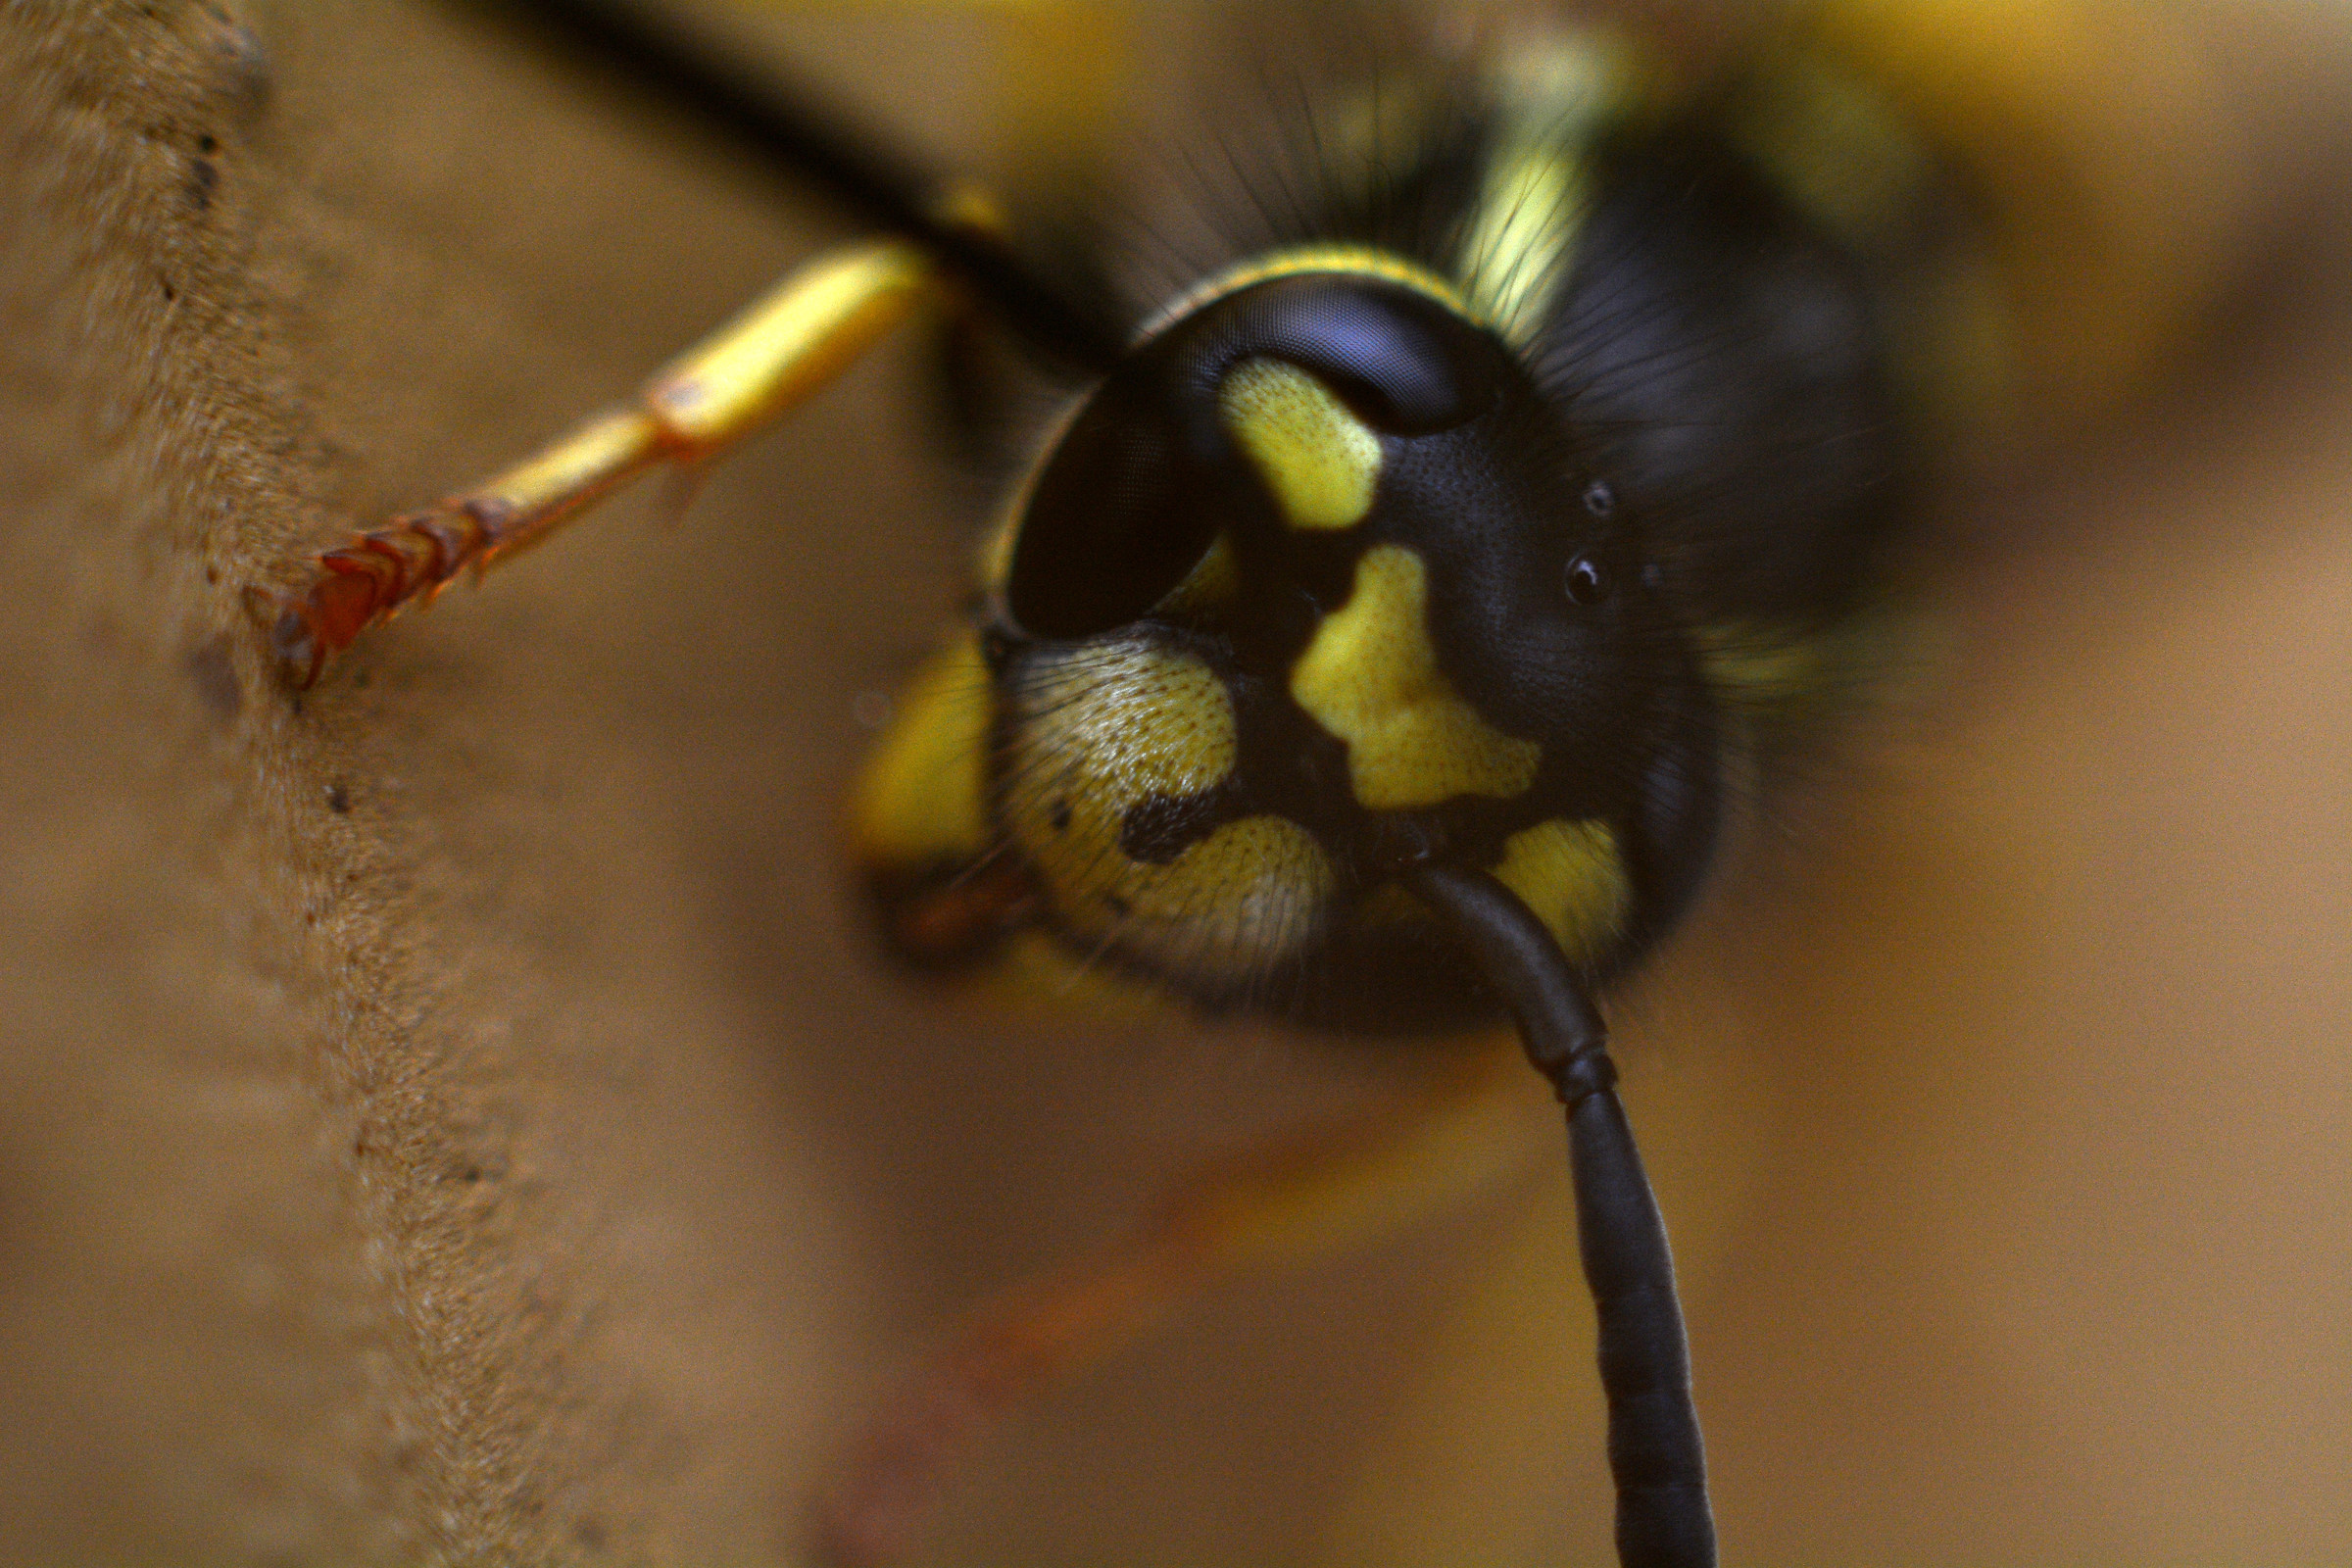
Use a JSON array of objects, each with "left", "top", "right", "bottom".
[
  {"left": 808, "top": 1043, "right": 1541, "bottom": 1568},
  {"left": 259, "top": 237, "right": 938, "bottom": 686}
]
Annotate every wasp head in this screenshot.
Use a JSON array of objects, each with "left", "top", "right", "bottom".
[{"left": 855, "top": 264, "right": 1722, "bottom": 1032}]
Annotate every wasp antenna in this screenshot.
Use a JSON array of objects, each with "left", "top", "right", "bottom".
[
  {"left": 1403, "top": 863, "right": 1717, "bottom": 1568},
  {"left": 456, "top": 0, "right": 1127, "bottom": 373}
]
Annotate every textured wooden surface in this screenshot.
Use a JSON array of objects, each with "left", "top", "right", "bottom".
[{"left": 0, "top": 3, "right": 2347, "bottom": 1565}]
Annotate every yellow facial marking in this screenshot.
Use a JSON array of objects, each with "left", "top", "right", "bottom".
[
  {"left": 1002, "top": 639, "right": 1329, "bottom": 977},
  {"left": 1492, "top": 818, "right": 1629, "bottom": 964},
  {"left": 1219, "top": 359, "right": 1383, "bottom": 532},
  {"left": 1290, "top": 546, "right": 1543, "bottom": 811},
  {"left": 1113, "top": 814, "right": 1334, "bottom": 978},
  {"left": 847, "top": 632, "right": 993, "bottom": 869},
  {"left": 1008, "top": 639, "right": 1237, "bottom": 810}
]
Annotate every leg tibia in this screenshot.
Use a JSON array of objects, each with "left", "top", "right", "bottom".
[{"left": 262, "top": 238, "right": 937, "bottom": 686}]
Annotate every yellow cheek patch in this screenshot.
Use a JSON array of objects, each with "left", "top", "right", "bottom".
[
  {"left": 847, "top": 631, "right": 994, "bottom": 870},
  {"left": 1219, "top": 358, "right": 1383, "bottom": 531},
  {"left": 1003, "top": 638, "right": 1328, "bottom": 978},
  {"left": 1290, "top": 545, "right": 1543, "bottom": 811},
  {"left": 1109, "top": 814, "right": 1334, "bottom": 977},
  {"left": 1492, "top": 818, "right": 1630, "bottom": 964},
  {"left": 1007, "top": 639, "right": 1239, "bottom": 812}
]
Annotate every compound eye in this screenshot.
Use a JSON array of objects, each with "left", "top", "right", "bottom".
[
  {"left": 1230, "top": 276, "right": 1504, "bottom": 435},
  {"left": 1004, "top": 382, "right": 1222, "bottom": 640},
  {"left": 1003, "top": 273, "right": 1514, "bottom": 641}
]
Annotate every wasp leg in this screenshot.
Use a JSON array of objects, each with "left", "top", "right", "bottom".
[
  {"left": 258, "top": 237, "right": 938, "bottom": 687},
  {"left": 810, "top": 1046, "right": 1541, "bottom": 1568}
]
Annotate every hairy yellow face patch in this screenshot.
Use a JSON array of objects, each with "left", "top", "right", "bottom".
[
  {"left": 1002, "top": 638, "right": 1328, "bottom": 978},
  {"left": 1219, "top": 358, "right": 1382, "bottom": 531},
  {"left": 1492, "top": 818, "right": 1629, "bottom": 963},
  {"left": 1290, "top": 545, "right": 1543, "bottom": 811},
  {"left": 1110, "top": 814, "right": 1334, "bottom": 977},
  {"left": 1007, "top": 640, "right": 1237, "bottom": 810}
]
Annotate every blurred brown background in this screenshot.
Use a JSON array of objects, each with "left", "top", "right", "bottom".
[{"left": 0, "top": 1, "right": 2346, "bottom": 1563}]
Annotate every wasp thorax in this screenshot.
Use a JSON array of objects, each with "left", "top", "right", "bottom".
[{"left": 858, "top": 269, "right": 1722, "bottom": 1029}]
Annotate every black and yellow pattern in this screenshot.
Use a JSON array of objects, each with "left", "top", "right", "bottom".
[
  {"left": 849, "top": 15, "right": 1926, "bottom": 1030},
  {"left": 848, "top": 2, "right": 2214, "bottom": 1036}
]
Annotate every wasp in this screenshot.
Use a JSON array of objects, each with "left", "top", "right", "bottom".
[{"left": 256, "top": 1, "right": 2317, "bottom": 1563}]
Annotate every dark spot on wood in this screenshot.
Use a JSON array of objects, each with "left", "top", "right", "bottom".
[
  {"left": 325, "top": 783, "right": 350, "bottom": 814},
  {"left": 183, "top": 635, "right": 240, "bottom": 722},
  {"left": 187, "top": 156, "right": 218, "bottom": 213},
  {"left": 1050, "top": 799, "right": 1072, "bottom": 832},
  {"left": 1102, "top": 892, "right": 1130, "bottom": 916},
  {"left": 195, "top": 132, "right": 218, "bottom": 155},
  {"left": 160, "top": 276, "right": 176, "bottom": 302}
]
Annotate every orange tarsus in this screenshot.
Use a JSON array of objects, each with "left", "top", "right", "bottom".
[
  {"left": 266, "top": 503, "right": 498, "bottom": 688},
  {"left": 256, "top": 238, "right": 940, "bottom": 689}
]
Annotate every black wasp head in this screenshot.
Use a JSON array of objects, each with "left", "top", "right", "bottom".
[
  {"left": 1004, "top": 271, "right": 1505, "bottom": 639},
  {"left": 962, "top": 268, "right": 1721, "bottom": 1030}
]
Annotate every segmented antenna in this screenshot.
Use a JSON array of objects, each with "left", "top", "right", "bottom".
[{"left": 1405, "top": 863, "right": 1718, "bottom": 1568}]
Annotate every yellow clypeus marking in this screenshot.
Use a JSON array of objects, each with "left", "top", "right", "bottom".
[
  {"left": 1291, "top": 546, "right": 1543, "bottom": 811},
  {"left": 847, "top": 632, "right": 993, "bottom": 869},
  {"left": 1219, "top": 359, "right": 1383, "bottom": 531},
  {"left": 1001, "top": 637, "right": 1328, "bottom": 979},
  {"left": 1006, "top": 639, "right": 1238, "bottom": 819},
  {"left": 1492, "top": 818, "right": 1629, "bottom": 963}
]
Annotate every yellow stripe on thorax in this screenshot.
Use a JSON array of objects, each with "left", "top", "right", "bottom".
[
  {"left": 1459, "top": 30, "right": 1643, "bottom": 344},
  {"left": 1143, "top": 245, "right": 1477, "bottom": 338}
]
